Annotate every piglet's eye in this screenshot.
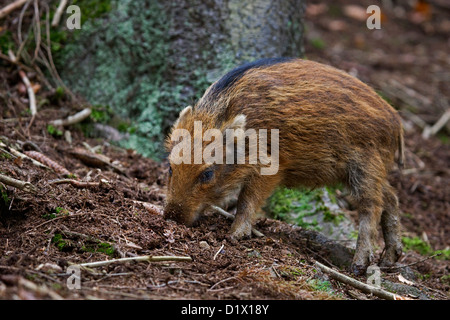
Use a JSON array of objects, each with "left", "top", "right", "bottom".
[{"left": 199, "top": 169, "right": 214, "bottom": 184}]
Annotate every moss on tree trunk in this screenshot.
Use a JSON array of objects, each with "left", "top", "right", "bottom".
[{"left": 59, "top": 0, "right": 304, "bottom": 158}]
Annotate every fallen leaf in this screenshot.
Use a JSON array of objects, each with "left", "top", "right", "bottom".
[
  {"left": 31, "top": 83, "right": 41, "bottom": 94},
  {"left": 343, "top": 5, "right": 368, "bottom": 22},
  {"left": 306, "top": 4, "right": 328, "bottom": 16},
  {"left": 328, "top": 20, "right": 348, "bottom": 32}
]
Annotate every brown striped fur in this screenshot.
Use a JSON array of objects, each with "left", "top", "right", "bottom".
[{"left": 164, "top": 59, "right": 404, "bottom": 275}]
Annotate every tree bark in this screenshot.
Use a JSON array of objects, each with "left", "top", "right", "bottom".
[{"left": 59, "top": 0, "right": 305, "bottom": 157}]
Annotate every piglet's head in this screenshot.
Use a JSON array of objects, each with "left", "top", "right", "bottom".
[{"left": 163, "top": 105, "right": 249, "bottom": 226}]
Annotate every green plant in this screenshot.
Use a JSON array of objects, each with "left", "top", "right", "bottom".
[
  {"left": 47, "top": 124, "right": 63, "bottom": 137},
  {"left": 402, "top": 236, "right": 450, "bottom": 260},
  {"left": 402, "top": 236, "right": 432, "bottom": 255},
  {"left": 42, "top": 207, "right": 69, "bottom": 220},
  {"left": 308, "top": 279, "right": 337, "bottom": 295},
  {"left": 310, "top": 37, "right": 326, "bottom": 50},
  {"left": 0, "top": 185, "right": 10, "bottom": 205},
  {"left": 90, "top": 105, "right": 114, "bottom": 123},
  {"left": 266, "top": 187, "right": 326, "bottom": 230},
  {"left": 81, "top": 242, "right": 115, "bottom": 257},
  {"left": 0, "top": 30, "right": 14, "bottom": 54},
  {"left": 52, "top": 233, "right": 70, "bottom": 251}
]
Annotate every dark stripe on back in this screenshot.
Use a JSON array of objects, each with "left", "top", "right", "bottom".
[{"left": 209, "top": 57, "right": 293, "bottom": 98}]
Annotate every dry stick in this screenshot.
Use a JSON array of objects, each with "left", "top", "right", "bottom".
[
  {"left": 213, "top": 244, "right": 225, "bottom": 261},
  {"left": 0, "top": 53, "right": 34, "bottom": 74},
  {"left": 49, "top": 108, "right": 92, "bottom": 126},
  {"left": 15, "top": 0, "right": 32, "bottom": 60},
  {"left": 380, "top": 252, "right": 442, "bottom": 271},
  {"left": 0, "top": 0, "right": 28, "bottom": 19},
  {"left": 210, "top": 205, "right": 265, "bottom": 238},
  {"left": 32, "top": 0, "right": 40, "bottom": 63},
  {"left": 43, "top": 3, "right": 77, "bottom": 101},
  {"left": 0, "top": 173, "right": 36, "bottom": 193},
  {"left": 51, "top": 0, "right": 68, "bottom": 27},
  {"left": 77, "top": 255, "right": 192, "bottom": 268},
  {"left": 0, "top": 141, "right": 50, "bottom": 170},
  {"left": 8, "top": 50, "right": 37, "bottom": 117},
  {"left": 422, "top": 109, "right": 450, "bottom": 139},
  {"left": 48, "top": 179, "right": 108, "bottom": 189},
  {"left": 314, "top": 262, "right": 411, "bottom": 300}
]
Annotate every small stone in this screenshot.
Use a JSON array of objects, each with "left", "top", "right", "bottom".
[{"left": 199, "top": 241, "right": 210, "bottom": 250}]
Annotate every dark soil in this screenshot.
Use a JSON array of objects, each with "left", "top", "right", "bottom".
[{"left": 0, "top": 0, "right": 448, "bottom": 300}]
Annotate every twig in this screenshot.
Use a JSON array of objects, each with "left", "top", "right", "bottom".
[
  {"left": 0, "top": 142, "right": 50, "bottom": 170},
  {"left": 32, "top": 0, "right": 41, "bottom": 63},
  {"left": 15, "top": 0, "right": 31, "bottom": 60},
  {"left": 213, "top": 244, "right": 225, "bottom": 260},
  {"left": 422, "top": 109, "right": 450, "bottom": 139},
  {"left": 210, "top": 205, "right": 265, "bottom": 238},
  {"left": 208, "top": 276, "right": 239, "bottom": 291},
  {"left": 49, "top": 179, "right": 108, "bottom": 189},
  {"left": 0, "top": 173, "right": 36, "bottom": 193},
  {"left": 51, "top": 0, "right": 68, "bottom": 27},
  {"left": 68, "top": 146, "right": 126, "bottom": 175},
  {"left": 43, "top": 3, "right": 77, "bottom": 100},
  {"left": 28, "top": 212, "right": 86, "bottom": 231},
  {"left": 0, "top": 147, "right": 17, "bottom": 159},
  {"left": 401, "top": 110, "right": 428, "bottom": 129},
  {"left": 8, "top": 50, "right": 37, "bottom": 117},
  {"left": 380, "top": 252, "right": 442, "bottom": 271},
  {"left": 0, "top": 0, "right": 28, "bottom": 19},
  {"left": 0, "top": 53, "right": 34, "bottom": 74},
  {"left": 76, "top": 255, "right": 192, "bottom": 268},
  {"left": 314, "top": 262, "right": 411, "bottom": 300},
  {"left": 49, "top": 108, "right": 92, "bottom": 126}
]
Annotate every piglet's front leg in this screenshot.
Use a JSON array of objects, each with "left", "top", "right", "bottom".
[{"left": 229, "top": 174, "right": 281, "bottom": 240}]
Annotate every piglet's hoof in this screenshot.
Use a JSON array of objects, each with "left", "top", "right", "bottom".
[{"left": 229, "top": 220, "right": 252, "bottom": 240}]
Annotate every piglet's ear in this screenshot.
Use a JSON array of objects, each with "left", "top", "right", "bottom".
[{"left": 173, "top": 105, "right": 192, "bottom": 127}]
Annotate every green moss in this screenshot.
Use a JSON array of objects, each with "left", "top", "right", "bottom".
[
  {"left": 436, "top": 132, "right": 449, "bottom": 145},
  {"left": 81, "top": 242, "right": 115, "bottom": 257},
  {"left": 402, "top": 236, "right": 432, "bottom": 255},
  {"left": 266, "top": 187, "right": 325, "bottom": 230},
  {"left": 71, "top": 0, "right": 113, "bottom": 25},
  {"left": 310, "top": 37, "right": 326, "bottom": 50},
  {"left": 90, "top": 105, "right": 113, "bottom": 124},
  {"left": 57, "top": 0, "right": 233, "bottom": 159},
  {"left": 52, "top": 233, "right": 71, "bottom": 251},
  {"left": 47, "top": 124, "right": 63, "bottom": 137},
  {"left": 402, "top": 236, "right": 449, "bottom": 260},
  {"left": 440, "top": 275, "right": 450, "bottom": 285},
  {"left": 0, "top": 185, "right": 10, "bottom": 205},
  {"left": 307, "top": 278, "right": 342, "bottom": 297},
  {"left": 43, "top": 207, "right": 69, "bottom": 220},
  {"left": 0, "top": 30, "right": 14, "bottom": 54}
]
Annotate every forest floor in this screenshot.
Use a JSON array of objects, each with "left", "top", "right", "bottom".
[{"left": 0, "top": 0, "right": 448, "bottom": 300}]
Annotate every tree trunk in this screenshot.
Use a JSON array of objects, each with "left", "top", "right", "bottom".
[{"left": 59, "top": 0, "right": 305, "bottom": 158}]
